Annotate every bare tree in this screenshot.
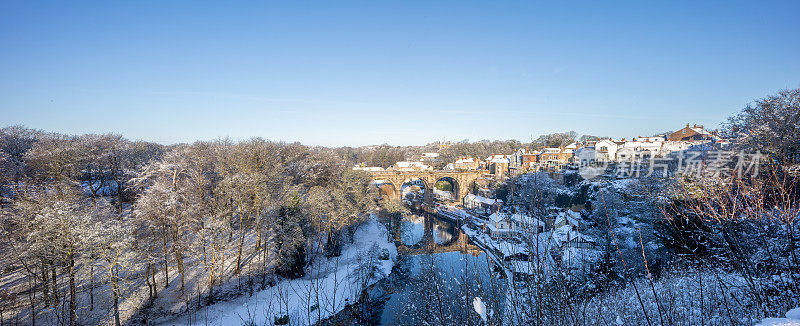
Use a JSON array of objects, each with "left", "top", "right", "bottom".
[{"left": 725, "top": 88, "right": 800, "bottom": 165}]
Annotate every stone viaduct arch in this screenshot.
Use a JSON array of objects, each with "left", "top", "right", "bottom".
[{"left": 368, "top": 170, "right": 483, "bottom": 206}]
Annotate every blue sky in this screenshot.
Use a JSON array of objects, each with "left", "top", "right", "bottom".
[{"left": 1, "top": 1, "right": 798, "bottom": 146}]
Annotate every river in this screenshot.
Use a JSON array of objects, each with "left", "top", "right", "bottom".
[{"left": 323, "top": 214, "right": 508, "bottom": 325}]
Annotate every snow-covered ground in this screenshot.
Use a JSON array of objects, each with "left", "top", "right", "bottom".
[
  {"left": 759, "top": 307, "right": 800, "bottom": 326},
  {"left": 156, "top": 217, "right": 397, "bottom": 326}
]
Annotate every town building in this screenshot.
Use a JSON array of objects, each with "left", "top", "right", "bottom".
[
  {"left": 511, "top": 148, "right": 526, "bottom": 169},
  {"left": 669, "top": 124, "right": 719, "bottom": 142},
  {"left": 522, "top": 151, "right": 541, "bottom": 170},
  {"left": 511, "top": 148, "right": 542, "bottom": 171},
  {"left": 486, "top": 212, "right": 546, "bottom": 239},
  {"left": 454, "top": 157, "right": 480, "bottom": 170},
  {"left": 390, "top": 161, "right": 432, "bottom": 171},
  {"left": 420, "top": 152, "right": 440, "bottom": 165},
  {"left": 486, "top": 155, "right": 511, "bottom": 177},
  {"left": 595, "top": 139, "right": 625, "bottom": 162},
  {"left": 539, "top": 147, "right": 573, "bottom": 169},
  {"left": 553, "top": 210, "right": 581, "bottom": 229},
  {"left": 552, "top": 226, "right": 596, "bottom": 249},
  {"left": 463, "top": 193, "right": 502, "bottom": 216},
  {"left": 617, "top": 139, "right": 664, "bottom": 161}
]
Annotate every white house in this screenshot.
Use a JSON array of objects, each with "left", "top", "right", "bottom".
[
  {"left": 617, "top": 136, "right": 665, "bottom": 161},
  {"left": 659, "top": 141, "right": 694, "bottom": 156},
  {"left": 595, "top": 139, "right": 625, "bottom": 162},
  {"left": 463, "top": 194, "right": 502, "bottom": 215},
  {"left": 552, "top": 225, "right": 596, "bottom": 249},
  {"left": 486, "top": 212, "right": 546, "bottom": 239},
  {"left": 420, "top": 152, "right": 440, "bottom": 164},
  {"left": 487, "top": 212, "right": 516, "bottom": 238},
  {"left": 573, "top": 146, "right": 597, "bottom": 165}
]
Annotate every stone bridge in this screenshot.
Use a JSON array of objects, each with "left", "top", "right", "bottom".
[{"left": 368, "top": 170, "right": 483, "bottom": 205}]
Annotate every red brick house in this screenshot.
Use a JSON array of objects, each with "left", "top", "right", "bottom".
[{"left": 669, "top": 123, "right": 718, "bottom": 142}]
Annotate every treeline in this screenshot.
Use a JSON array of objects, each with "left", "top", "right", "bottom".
[
  {"left": 329, "top": 131, "right": 593, "bottom": 169},
  {"left": 0, "top": 131, "right": 379, "bottom": 325}
]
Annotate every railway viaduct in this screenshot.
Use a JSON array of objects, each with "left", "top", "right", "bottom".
[{"left": 367, "top": 170, "right": 483, "bottom": 205}]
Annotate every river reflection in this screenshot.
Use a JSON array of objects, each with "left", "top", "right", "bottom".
[
  {"left": 432, "top": 221, "right": 453, "bottom": 245},
  {"left": 401, "top": 214, "right": 457, "bottom": 247},
  {"left": 400, "top": 215, "right": 424, "bottom": 246}
]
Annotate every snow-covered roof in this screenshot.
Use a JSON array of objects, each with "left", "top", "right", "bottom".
[
  {"left": 511, "top": 213, "right": 545, "bottom": 227},
  {"left": 456, "top": 157, "right": 477, "bottom": 164},
  {"left": 485, "top": 154, "right": 511, "bottom": 161},
  {"left": 543, "top": 148, "right": 560, "bottom": 153},
  {"left": 661, "top": 141, "right": 692, "bottom": 152},
  {"left": 554, "top": 210, "right": 580, "bottom": 227},
  {"left": 421, "top": 152, "right": 439, "bottom": 158},
  {"left": 393, "top": 161, "right": 431, "bottom": 170},
  {"left": 464, "top": 194, "right": 502, "bottom": 205},
  {"left": 621, "top": 141, "right": 662, "bottom": 151},
  {"left": 487, "top": 212, "right": 545, "bottom": 228},
  {"left": 490, "top": 157, "right": 510, "bottom": 163},
  {"left": 488, "top": 212, "right": 509, "bottom": 224},
  {"left": 689, "top": 126, "right": 712, "bottom": 135},
  {"left": 565, "top": 143, "right": 578, "bottom": 149},
  {"left": 633, "top": 136, "right": 666, "bottom": 142},
  {"left": 353, "top": 166, "right": 384, "bottom": 171},
  {"left": 552, "top": 225, "right": 595, "bottom": 247}
]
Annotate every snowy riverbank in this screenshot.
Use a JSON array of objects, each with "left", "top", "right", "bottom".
[{"left": 157, "top": 216, "right": 397, "bottom": 326}]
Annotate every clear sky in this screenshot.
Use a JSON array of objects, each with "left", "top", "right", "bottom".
[{"left": 1, "top": 1, "right": 798, "bottom": 146}]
